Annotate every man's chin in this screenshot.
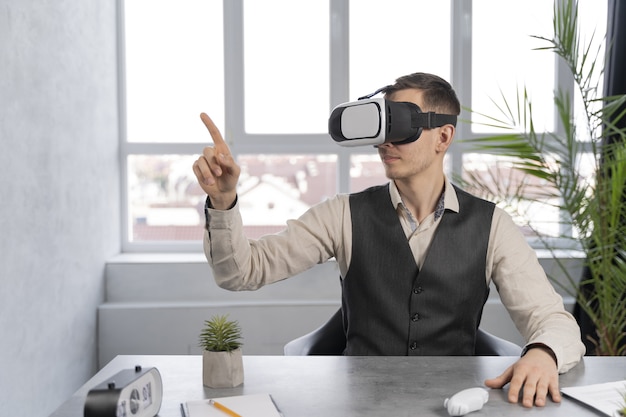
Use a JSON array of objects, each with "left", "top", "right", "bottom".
[{"left": 383, "top": 169, "right": 401, "bottom": 180}]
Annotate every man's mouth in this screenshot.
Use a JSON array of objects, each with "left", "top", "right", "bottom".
[{"left": 380, "top": 153, "right": 400, "bottom": 163}]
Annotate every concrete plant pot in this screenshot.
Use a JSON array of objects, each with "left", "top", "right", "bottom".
[{"left": 202, "top": 348, "right": 244, "bottom": 388}]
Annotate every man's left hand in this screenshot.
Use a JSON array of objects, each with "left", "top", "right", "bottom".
[{"left": 484, "top": 346, "right": 560, "bottom": 407}]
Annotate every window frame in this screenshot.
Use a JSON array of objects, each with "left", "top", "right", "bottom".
[{"left": 117, "top": 0, "right": 592, "bottom": 252}]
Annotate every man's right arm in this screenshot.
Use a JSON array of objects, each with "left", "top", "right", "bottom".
[
  {"left": 194, "top": 113, "right": 350, "bottom": 291},
  {"left": 203, "top": 194, "right": 350, "bottom": 291}
]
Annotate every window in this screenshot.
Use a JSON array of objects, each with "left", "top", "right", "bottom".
[{"left": 120, "top": 0, "right": 607, "bottom": 252}]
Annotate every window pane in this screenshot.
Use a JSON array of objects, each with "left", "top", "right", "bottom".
[
  {"left": 243, "top": 1, "right": 329, "bottom": 134},
  {"left": 575, "top": 0, "right": 607, "bottom": 142},
  {"left": 350, "top": 0, "right": 451, "bottom": 99},
  {"left": 462, "top": 153, "right": 561, "bottom": 238},
  {"left": 128, "top": 155, "right": 205, "bottom": 242},
  {"left": 350, "top": 154, "right": 387, "bottom": 192},
  {"left": 124, "top": 0, "right": 224, "bottom": 143},
  {"left": 238, "top": 154, "right": 337, "bottom": 238},
  {"left": 472, "top": 0, "right": 554, "bottom": 133}
]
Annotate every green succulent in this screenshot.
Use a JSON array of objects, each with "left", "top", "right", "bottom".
[{"left": 199, "top": 314, "right": 243, "bottom": 352}]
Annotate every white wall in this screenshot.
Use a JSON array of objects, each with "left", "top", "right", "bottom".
[{"left": 0, "top": 2, "right": 119, "bottom": 416}]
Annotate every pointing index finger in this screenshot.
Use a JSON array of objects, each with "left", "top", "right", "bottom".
[{"left": 200, "top": 112, "right": 229, "bottom": 151}]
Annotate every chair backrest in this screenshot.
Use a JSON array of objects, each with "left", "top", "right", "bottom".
[
  {"left": 284, "top": 308, "right": 345, "bottom": 356},
  {"left": 283, "top": 308, "right": 522, "bottom": 356}
]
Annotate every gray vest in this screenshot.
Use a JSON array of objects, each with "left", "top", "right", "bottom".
[{"left": 342, "top": 184, "right": 494, "bottom": 355}]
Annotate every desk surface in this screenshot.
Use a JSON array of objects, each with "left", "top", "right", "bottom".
[{"left": 51, "top": 355, "right": 624, "bottom": 417}]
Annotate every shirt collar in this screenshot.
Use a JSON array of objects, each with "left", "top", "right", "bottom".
[{"left": 388, "top": 176, "right": 460, "bottom": 218}]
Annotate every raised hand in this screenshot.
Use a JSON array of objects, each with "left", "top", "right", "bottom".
[{"left": 192, "top": 113, "right": 241, "bottom": 210}]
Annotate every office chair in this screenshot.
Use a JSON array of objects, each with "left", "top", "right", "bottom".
[{"left": 284, "top": 308, "right": 522, "bottom": 356}]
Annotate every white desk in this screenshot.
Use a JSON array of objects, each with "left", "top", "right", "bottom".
[{"left": 50, "top": 355, "right": 624, "bottom": 416}]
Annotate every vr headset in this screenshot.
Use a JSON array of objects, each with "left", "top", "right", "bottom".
[{"left": 328, "top": 87, "right": 457, "bottom": 147}]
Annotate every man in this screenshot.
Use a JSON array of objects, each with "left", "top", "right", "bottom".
[{"left": 192, "top": 72, "right": 585, "bottom": 408}]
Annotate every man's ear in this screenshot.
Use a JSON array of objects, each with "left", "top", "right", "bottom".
[{"left": 436, "top": 124, "right": 455, "bottom": 152}]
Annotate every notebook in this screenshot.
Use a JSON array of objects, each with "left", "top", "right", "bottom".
[{"left": 183, "top": 393, "right": 283, "bottom": 417}]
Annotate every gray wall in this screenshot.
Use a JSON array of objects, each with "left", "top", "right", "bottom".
[{"left": 0, "top": 1, "right": 119, "bottom": 416}]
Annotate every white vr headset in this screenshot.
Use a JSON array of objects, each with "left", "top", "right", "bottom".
[{"left": 328, "top": 87, "right": 457, "bottom": 147}]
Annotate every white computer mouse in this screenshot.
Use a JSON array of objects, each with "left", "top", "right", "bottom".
[{"left": 443, "top": 387, "right": 489, "bottom": 416}]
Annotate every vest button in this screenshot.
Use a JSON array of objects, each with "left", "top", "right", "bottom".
[
  {"left": 411, "top": 313, "right": 420, "bottom": 322},
  {"left": 410, "top": 341, "right": 418, "bottom": 350},
  {"left": 413, "top": 286, "right": 423, "bottom": 294}
]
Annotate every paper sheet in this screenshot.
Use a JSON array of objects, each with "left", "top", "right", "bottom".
[
  {"left": 185, "top": 393, "right": 283, "bottom": 417},
  {"left": 561, "top": 380, "right": 626, "bottom": 416}
]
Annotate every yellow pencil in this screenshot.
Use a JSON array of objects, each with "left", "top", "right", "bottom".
[{"left": 209, "top": 399, "right": 242, "bottom": 417}]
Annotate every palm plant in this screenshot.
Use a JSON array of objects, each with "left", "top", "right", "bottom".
[{"left": 461, "top": 0, "right": 626, "bottom": 355}]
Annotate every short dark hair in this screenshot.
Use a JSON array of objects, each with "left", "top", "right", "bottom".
[{"left": 384, "top": 72, "right": 460, "bottom": 116}]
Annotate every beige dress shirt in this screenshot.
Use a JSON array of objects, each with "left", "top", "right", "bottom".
[{"left": 204, "top": 177, "right": 585, "bottom": 373}]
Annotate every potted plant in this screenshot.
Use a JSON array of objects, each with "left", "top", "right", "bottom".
[
  {"left": 461, "top": 0, "right": 626, "bottom": 355},
  {"left": 199, "top": 314, "right": 244, "bottom": 388}
]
